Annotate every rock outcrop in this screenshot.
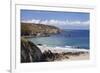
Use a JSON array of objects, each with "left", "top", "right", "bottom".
[
  {"left": 42, "top": 50, "right": 55, "bottom": 61},
  {"left": 21, "top": 38, "right": 73, "bottom": 62},
  {"left": 21, "top": 38, "right": 55, "bottom": 63},
  {"left": 21, "top": 38, "right": 43, "bottom": 63}
]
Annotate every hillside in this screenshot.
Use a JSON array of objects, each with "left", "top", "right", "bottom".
[{"left": 21, "top": 23, "right": 61, "bottom": 37}]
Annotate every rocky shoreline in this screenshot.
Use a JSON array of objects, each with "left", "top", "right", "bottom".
[
  {"left": 21, "top": 38, "right": 89, "bottom": 63},
  {"left": 38, "top": 45, "right": 89, "bottom": 61}
]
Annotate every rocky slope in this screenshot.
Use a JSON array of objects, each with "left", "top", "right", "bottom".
[
  {"left": 21, "top": 37, "right": 43, "bottom": 62},
  {"left": 21, "top": 37, "right": 55, "bottom": 63},
  {"left": 21, "top": 23, "right": 61, "bottom": 37}
]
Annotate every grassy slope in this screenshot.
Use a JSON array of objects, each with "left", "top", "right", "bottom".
[{"left": 21, "top": 23, "right": 60, "bottom": 36}]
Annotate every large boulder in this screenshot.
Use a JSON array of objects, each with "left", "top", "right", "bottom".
[
  {"left": 21, "top": 38, "right": 43, "bottom": 63},
  {"left": 42, "top": 50, "right": 55, "bottom": 61}
]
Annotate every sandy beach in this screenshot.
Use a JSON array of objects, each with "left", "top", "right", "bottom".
[{"left": 38, "top": 45, "right": 89, "bottom": 61}]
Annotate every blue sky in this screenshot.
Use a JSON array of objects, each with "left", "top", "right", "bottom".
[{"left": 21, "top": 10, "right": 90, "bottom": 30}]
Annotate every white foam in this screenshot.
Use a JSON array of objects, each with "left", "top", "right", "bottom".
[
  {"left": 37, "top": 45, "right": 89, "bottom": 52},
  {"left": 55, "top": 46, "right": 89, "bottom": 52}
]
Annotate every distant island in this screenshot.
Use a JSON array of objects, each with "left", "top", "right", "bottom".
[{"left": 21, "top": 23, "right": 61, "bottom": 37}]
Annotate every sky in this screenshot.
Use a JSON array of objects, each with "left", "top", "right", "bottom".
[{"left": 21, "top": 9, "right": 90, "bottom": 30}]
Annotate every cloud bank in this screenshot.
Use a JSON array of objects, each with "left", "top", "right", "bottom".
[{"left": 21, "top": 19, "right": 89, "bottom": 29}]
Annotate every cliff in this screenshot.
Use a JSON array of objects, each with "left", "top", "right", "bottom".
[
  {"left": 21, "top": 37, "right": 43, "bottom": 62},
  {"left": 21, "top": 37, "right": 55, "bottom": 63},
  {"left": 21, "top": 23, "right": 61, "bottom": 37}
]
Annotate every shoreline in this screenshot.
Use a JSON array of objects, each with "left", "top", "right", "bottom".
[
  {"left": 37, "top": 45, "right": 89, "bottom": 53},
  {"left": 38, "top": 45, "right": 89, "bottom": 61}
]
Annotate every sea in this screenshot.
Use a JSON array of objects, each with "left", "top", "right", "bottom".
[{"left": 27, "top": 29, "right": 89, "bottom": 50}]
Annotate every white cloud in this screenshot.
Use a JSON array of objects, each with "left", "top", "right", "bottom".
[
  {"left": 22, "top": 19, "right": 41, "bottom": 24},
  {"left": 21, "top": 19, "right": 89, "bottom": 26}
]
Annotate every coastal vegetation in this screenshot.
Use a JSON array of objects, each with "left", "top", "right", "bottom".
[{"left": 21, "top": 23, "right": 61, "bottom": 37}]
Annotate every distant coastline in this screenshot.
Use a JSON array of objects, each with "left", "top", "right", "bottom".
[{"left": 21, "top": 22, "right": 61, "bottom": 37}]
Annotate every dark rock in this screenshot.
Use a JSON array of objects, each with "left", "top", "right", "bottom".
[
  {"left": 42, "top": 50, "right": 55, "bottom": 61},
  {"left": 21, "top": 38, "right": 43, "bottom": 63},
  {"left": 37, "top": 44, "right": 42, "bottom": 46}
]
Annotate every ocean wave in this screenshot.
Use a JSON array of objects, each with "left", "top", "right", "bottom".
[{"left": 37, "top": 44, "right": 89, "bottom": 52}]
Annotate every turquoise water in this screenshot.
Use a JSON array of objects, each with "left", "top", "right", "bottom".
[{"left": 27, "top": 29, "right": 89, "bottom": 49}]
